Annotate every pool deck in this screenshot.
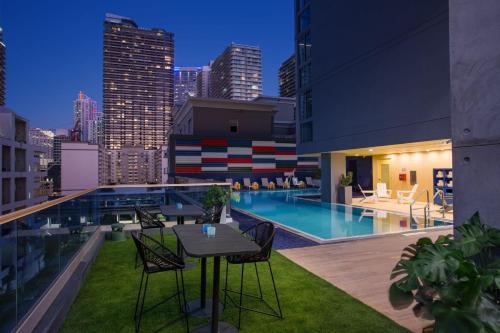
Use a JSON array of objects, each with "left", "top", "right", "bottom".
[{"left": 279, "top": 227, "right": 453, "bottom": 333}]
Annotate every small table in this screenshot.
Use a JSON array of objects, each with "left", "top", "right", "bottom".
[
  {"left": 160, "top": 205, "right": 204, "bottom": 256},
  {"left": 173, "top": 224, "right": 260, "bottom": 333}
]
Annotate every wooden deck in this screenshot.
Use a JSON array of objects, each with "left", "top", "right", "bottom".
[{"left": 279, "top": 227, "right": 452, "bottom": 332}]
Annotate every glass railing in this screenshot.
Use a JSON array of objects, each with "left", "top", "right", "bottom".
[{"left": 0, "top": 182, "right": 230, "bottom": 332}]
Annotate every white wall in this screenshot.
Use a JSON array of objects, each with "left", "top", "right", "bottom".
[{"left": 61, "top": 142, "right": 99, "bottom": 194}]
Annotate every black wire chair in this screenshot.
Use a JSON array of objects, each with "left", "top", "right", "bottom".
[
  {"left": 134, "top": 206, "right": 165, "bottom": 268},
  {"left": 222, "top": 222, "right": 283, "bottom": 329},
  {"left": 132, "top": 232, "right": 189, "bottom": 333},
  {"left": 195, "top": 203, "right": 224, "bottom": 224}
]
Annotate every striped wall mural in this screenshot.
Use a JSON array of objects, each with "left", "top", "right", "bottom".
[{"left": 174, "top": 138, "right": 319, "bottom": 173}]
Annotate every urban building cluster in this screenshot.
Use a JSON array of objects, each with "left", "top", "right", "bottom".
[{"left": 1, "top": 12, "right": 301, "bottom": 204}]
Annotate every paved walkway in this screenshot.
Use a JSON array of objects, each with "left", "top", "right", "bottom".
[{"left": 279, "top": 227, "right": 452, "bottom": 332}]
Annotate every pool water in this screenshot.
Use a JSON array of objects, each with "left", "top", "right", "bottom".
[{"left": 230, "top": 189, "right": 451, "bottom": 241}]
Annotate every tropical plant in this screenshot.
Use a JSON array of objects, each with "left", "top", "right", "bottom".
[
  {"left": 339, "top": 171, "right": 353, "bottom": 187},
  {"left": 389, "top": 212, "right": 500, "bottom": 333},
  {"left": 202, "top": 185, "right": 230, "bottom": 210}
]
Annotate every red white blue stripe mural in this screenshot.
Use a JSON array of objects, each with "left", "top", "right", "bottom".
[{"left": 174, "top": 138, "right": 319, "bottom": 173}]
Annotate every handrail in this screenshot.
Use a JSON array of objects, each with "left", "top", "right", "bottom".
[
  {"left": 0, "top": 188, "right": 97, "bottom": 225},
  {"left": 410, "top": 189, "right": 429, "bottom": 225},
  {"left": 432, "top": 189, "right": 446, "bottom": 218},
  {"left": 0, "top": 182, "right": 232, "bottom": 226}
]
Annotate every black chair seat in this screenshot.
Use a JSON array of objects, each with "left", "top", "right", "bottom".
[{"left": 226, "top": 252, "right": 268, "bottom": 264}]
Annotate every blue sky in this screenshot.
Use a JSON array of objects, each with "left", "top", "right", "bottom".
[{"left": 1, "top": 0, "right": 294, "bottom": 128}]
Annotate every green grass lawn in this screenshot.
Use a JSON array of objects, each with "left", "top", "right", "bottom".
[{"left": 62, "top": 234, "right": 409, "bottom": 333}]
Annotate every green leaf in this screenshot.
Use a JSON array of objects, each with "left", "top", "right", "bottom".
[
  {"left": 417, "top": 237, "right": 433, "bottom": 246},
  {"left": 432, "top": 301, "right": 484, "bottom": 333},
  {"left": 417, "top": 245, "right": 459, "bottom": 283},
  {"left": 388, "top": 283, "right": 414, "bottom": 310},
  {"left": 478, "top": 295, "right": 500, "bottom": 333}
]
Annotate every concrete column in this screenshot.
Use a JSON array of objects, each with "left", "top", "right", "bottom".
[
  {"left": 450, "top": 0, "right": 500, "bottom": 229},
  {"left": 321, "top": 152, "right": 346, "bottom": 203}
]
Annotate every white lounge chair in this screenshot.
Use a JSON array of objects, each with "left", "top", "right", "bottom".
[
  {"left": 397, "top": 184, "right": 419, "bottom": 204},
  {"left": 225, "top": 178, "right": 233, "bottom": 185},
  {"left": 261, "top": 178, "right": 269, "bottom": 188},
  {"left": 376, "top": 183, "right": 392, "bottom": 201},
  {"left": 305, "top": 177, "right": 314, "bottom": 187},
  {"left": 276, "top": 177, "right": 285, "bottom": 188},
  {"left": 243, "top": 178, "right": 252, "bottom": 190},
  {"left": 292, "top": 177, "right": 300, "bottom": 187},
  {"left": 358, "top": 185, "right": 377, "bottom": 203}
]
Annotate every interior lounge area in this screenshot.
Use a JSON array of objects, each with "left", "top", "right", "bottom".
[{"left": 334, "top": 139, "right": 453, "bottom": 221}]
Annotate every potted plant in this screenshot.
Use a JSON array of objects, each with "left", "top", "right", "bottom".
[
  {"left": 389, "top": 212, "right": 500, "bottom": 333},
  {"left": 202, "top": 185, "right": 231, "bottom": 221},
  {"left": 338, "top": 171, "right": 353, "bottom": 204}
]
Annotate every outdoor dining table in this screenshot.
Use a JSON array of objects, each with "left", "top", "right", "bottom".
[
  {"left": 172, "top": 224, "right": 261, "bottom": 333},
  {"left": 160, "top": 204, "right": 204, "bottom": 256}
]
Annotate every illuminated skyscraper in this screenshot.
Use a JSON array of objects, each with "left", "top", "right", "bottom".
[
  {"left": 88, "top": 112, "right": 104, "bottom": 145},
  {"left": 196, "top": 63, "right": 212, "bottom": 98},
  {"left": 103, "top": 13, "right": 174, "bottom": 150},
  {"left": 210, "top": 43, "right": 262, "bottom": 101},
  {"left": 73, "top": 91, "right": 97, "bottom": 142},
  {"left": 0, "top": 27, "right": 6, "bottom": 106},
  {"left": 279, "top": 55, "right": 296, "bottom": 97},
  {"left": 174, "top": 66, "right": 200, "bottom": 106}
]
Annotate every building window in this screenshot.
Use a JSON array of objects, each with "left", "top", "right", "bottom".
[
  {"left": 299, "top": 90, "right": 313, "bottom": 120},
  {"left": 300, "top": 121, "right": 313, "bottom": 143},
  {"left": 298, "top": 7, "right": 311, "bottom": 33},
  {"left": 298, "top": 32, "right": 311, "bottom": 65},
  {"left": 299, "top": 63, "right": 311, "bottom": 87},
  {"left": 229, "top": 120, "right": 239, "bottom": 133}
]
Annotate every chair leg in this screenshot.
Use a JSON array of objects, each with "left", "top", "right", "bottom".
[
  {"left": 175, "top": 270, "right": 182, "bottom": 313},
  {"left": 136, "top": 274, "right": 149, "bottom": 332},
  {"left": 160, "top": 227, "right": 164, "bottom": 244},
  {"left": 268, "top": 261, "right": 283, "bottom": 319},
  {"left": 134, "top": 270, "right": 145, "bottom": 320},
  {"left": 238, "top": 263, "right": 245, "bottom": 329},
  {"left": 223, "top": 260, "right": 229, "bottom": 308},
  {"left": 135, "top": 250, "right": 139, "bottom": 269},
  {"left": 180, "top": 270, "right": 190, "bottom": 333},
  {"left": 255, "top": 262, "right": 263, "bottom": 299}
]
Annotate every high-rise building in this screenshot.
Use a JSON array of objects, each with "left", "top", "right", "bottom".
[
  {"left": 88, "top": 112, "right": 104, "bottom": 145},
  {"left": 103, "top": 13, "right": 174, "bottom": 150},
  {"left": 73, "top": 91, "right": 97, "bottom": 142},
  {"left": 29, "top": 128, "right": 55, "bottom": 170},
  {"left": 210, "top": 43, "right": 262, "bottom": 101},
  {"left": 0, "top": 107, "right": 50, "bottom": 214},
  {"left": 0, "top": 27, "right": 6, "bottom": 106},
  {"left": 279, "top": 55, "right": 296, "bottom": 97},
  {"left": 196, "top": 63, "right": 212, "bottom": 98},
  {"left": 174, "top": 66, "right": 201, "bottom": 106}
]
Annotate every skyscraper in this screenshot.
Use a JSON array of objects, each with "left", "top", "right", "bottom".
[
  {"left": 103, "top": 13, "right": 174, "bottom": 150},
  {"left": 279, "top": 55, "right": 296, "bottom": 97},
  {"left": 196, "top": 63, "right": 212, "bottom": 98},
  {"left": 0, "top": 27, "right": 6, "bottom": 106},
  {"left": 29, "top": 128, "right": 55, "bottom": 168},
  {"left": 174, "top": 66, "right": 201, "bottom": 106},
  {"left": 210, "top": 43, "right": 262, "bottom": 100},
  {"left": 73, "top": 91, "right": 97, "bottom": 142},
  {"left": 88, "top": 112, "right": 104, "bottom": 145}
]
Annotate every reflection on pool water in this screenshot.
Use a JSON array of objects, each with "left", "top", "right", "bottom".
[{"left": 230, "top": 189, "right": 452, "bottom": 241}]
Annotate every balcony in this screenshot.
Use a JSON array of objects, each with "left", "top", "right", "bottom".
[{"left": 0, "top": 183, "right": 425, "bottom": 333}]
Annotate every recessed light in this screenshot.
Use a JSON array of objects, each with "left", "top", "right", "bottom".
[
  {"left": 368, "top": 149, "right": 373, "bottom": 152},
  {"left": 426, "top": 149, "right": 430, "bottom": 152}
]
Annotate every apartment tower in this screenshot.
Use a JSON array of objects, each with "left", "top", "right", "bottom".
[
  {"left": 103, "top": 13, "right": 174, "bottom": 150},
  {"left": 279, "top": 55, "right": 296, "bottom": 98},
  {"left": 0, "top": 27, "right": 5, "bottom": 106},
  {"left": 73, "top": 91, "right": 97, "bottom": 142},
  {"left": 210, "top": 43, "right": 262, "bottom": 100},
  {"left": 174, "top": 66, "right": 201, "bottom": 106}
]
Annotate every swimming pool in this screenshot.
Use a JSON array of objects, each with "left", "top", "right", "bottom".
[{"left": 230, "top": 189, "right": 452, "bottom": 242}]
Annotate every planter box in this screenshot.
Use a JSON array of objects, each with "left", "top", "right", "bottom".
[{"left": 338, "top": 186, "right": 352, "bottom": 204}]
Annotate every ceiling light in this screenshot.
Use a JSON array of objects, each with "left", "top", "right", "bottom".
[{"left": 368, "top": 149, "right": 373, "bottom": 152}]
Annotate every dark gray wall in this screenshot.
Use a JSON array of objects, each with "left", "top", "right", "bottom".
[
  {"left": 193, "top": 106, "right": 274, "bottom": 138},
  {"left": 450, "top": 0, "right": 500, "bottom": 229},
  {"left": 298, "top": 0, "right": 451, "bottom": 154}
]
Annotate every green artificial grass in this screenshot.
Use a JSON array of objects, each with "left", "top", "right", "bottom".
[{"left": 62, "top": 234, "right": 409, "bottom": 333}]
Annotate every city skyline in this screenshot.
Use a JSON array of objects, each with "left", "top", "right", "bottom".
[{"left": 1, "top": 0, "right": 294, "bottom": 129}]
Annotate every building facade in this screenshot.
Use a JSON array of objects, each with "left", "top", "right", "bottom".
[
  {"left": 196, "top": 64, "right": 212, "bottom": 98},
  {"left": 88, "top": 112, "right": 104, "bottom": 145},
  {"left": 61, "top": 142, "right": 104, "bottom": 194},
  {"left": 210, "top": 43, "right": 262, "bottom": 101},
  {"left": 174, "top": 66, "right": 201, "bottom": 106},
  {"left": 104, "top": 148, "right": 160, "bottom": 185},
  {"left": 0, "top": 27, "right": 5, "bottom": 106},
  {"left": 279, "top": 55, "right": 296, "bottom": 97},
  {"left": 73, "top": 91, "right": 97, "bottom": 142},
  {"left": 0, "top": 107, "right": 49, "bottom": 214},
  {"left": 29, "top": 128, "right": 55, "bottom": 170},
  {"left": 253, "top": 96, "right": 296, "bottom": 140},
  {"left": 103, "top": 13, "right": 174, "bottom": 150}
]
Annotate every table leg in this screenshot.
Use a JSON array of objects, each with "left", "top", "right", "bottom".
[
  {"left": 211, "top": 256, "right": 220, "bottom": 333},
  {"left": 201, "top": 257, "right": 207, "bottom": 308},
  {"left": 177, "top": 216, "right": 183, "bottom": 256}
]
